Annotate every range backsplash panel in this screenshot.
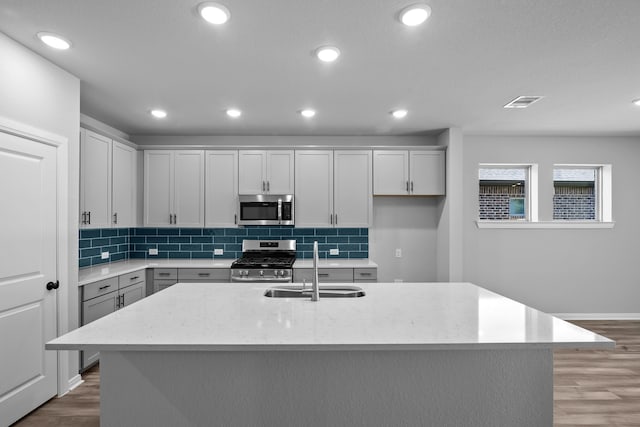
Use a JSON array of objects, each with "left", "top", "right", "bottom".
[{"left": 79, "top": 227, "right": 368, "bottom": 267}]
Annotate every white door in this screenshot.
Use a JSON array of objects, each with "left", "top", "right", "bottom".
[
  {"left": 144, "top": 150, "right": 173, "bottom": 226},
  {"left": 112, "top": 141, "right": 136, "bottom": 227},
  {"left": 334, "top": 150, "right": 372, "bottom": 227},
  {"left": 205, "top": 151, "right": 238, "bottom": 227},
  {"left": 238, "top": 150, "right": 266, "bottom": 194},
  {"left": 373, "top": 150, "right": 409, "bottom": 195},
  {"left": 409, "top": 150, "right": 446, "bottom": 195},
  {"left": 0, "top": 131, "right": 58, "bottom": 426},
  {"left": 294, "top": 150, "right": 333, "bottom": 227},
  {"left": 80, "top": 129, "right": 111, "bottom": 228},
  {"left": 174, "top": 150, "right": 205, "bottom": 227},
  {"left": 266, "top": 150, "right": 294, "bottom": 194}
]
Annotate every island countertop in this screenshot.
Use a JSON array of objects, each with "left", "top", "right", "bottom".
[{"left": 47, "top": 282, "right": 614, "bottom": 352}]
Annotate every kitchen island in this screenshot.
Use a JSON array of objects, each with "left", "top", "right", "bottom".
[{"left": 47, "top": 282, "right": 613, "bottom": 426}]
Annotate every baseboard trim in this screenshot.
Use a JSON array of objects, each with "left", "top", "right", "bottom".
[
  {"left": 553, "top": 313, "right": 640, "bottom": 320},
  {"left": 63, "top": 374, "right": 84, "bottom": 396}
]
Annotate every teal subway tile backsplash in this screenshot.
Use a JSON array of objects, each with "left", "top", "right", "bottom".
[{"left": 79, "top": 227, "right": 368, "bottom": 267}]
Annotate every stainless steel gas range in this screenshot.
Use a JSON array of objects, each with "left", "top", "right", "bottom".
[{"left": 230, "top": 239, "right": 296, "bottom": 283}]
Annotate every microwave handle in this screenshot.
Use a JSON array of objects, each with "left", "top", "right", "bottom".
[{"left": 277, "top": 199, "right": 282, "bottom": 224}]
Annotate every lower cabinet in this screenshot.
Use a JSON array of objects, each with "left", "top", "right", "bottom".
[
  {"left": 293, "top": 267, "right": 377, "bottom": 283},
  {"left": 151, "top": 268, "right": 231, "bottom": 293},
  {"left": 80, "top": 270, "right": 146, "bottom": 370}
]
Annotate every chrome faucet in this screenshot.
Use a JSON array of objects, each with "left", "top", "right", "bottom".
[{"left": 311, "top": 241, "right": 320, "bottom": 301}]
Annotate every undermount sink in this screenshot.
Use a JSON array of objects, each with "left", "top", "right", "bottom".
[{"left": 264, "top": 285, "right": 366, "bottom": 298}]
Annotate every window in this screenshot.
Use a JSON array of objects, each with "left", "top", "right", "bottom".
[
  {"left": 553, "top": 165, "right": 612, "bottom": 222},
  {"left": 478, "top": 165, "right": 537, "bottom": 221}
]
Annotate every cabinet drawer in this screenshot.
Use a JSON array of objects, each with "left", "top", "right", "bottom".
[
  {"left": 153, "top": 268, "right": 177, "bottom": 280},
  {"left": 178, "top": 268, "right": 230, "bottom": 282},
  {"left": 119, "top": 269, "right": 145, "bottom": 287},
  {"left": 293, "top": 268, "right": 353, "bottom": 283},
  {"left": 354, "top": 268, "right": 377, "bottom": 282},
  {"left": 82, "top": 277, "right": 118, "bottom": 301}
]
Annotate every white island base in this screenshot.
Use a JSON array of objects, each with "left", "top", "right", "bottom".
[{"left": 101, "top": 348, "right": 551, "bottom": 427}]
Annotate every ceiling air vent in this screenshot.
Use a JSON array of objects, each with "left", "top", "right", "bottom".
[{"left": 503, "top": 95, "right": 544, "bottom": 109}]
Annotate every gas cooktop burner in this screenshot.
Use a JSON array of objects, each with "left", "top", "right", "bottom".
[{"left": 231, "top": 255, "right": 295, "bottom": 269}]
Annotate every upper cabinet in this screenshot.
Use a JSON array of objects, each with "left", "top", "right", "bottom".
[
  {"left": 144, "top": 150, "right": 205, "bottom": 227},
  {"left": 111, "top": 141, "right": 136, "bottom": 227},
  {"left": 80, "top": 129, "right": 137, "bottom": 228},
  {"left": 80, "top": 129, "right": 111, "bottom": 228},
  {"left": 295, "top": 150, "right": 372, "bottom": 228},
  {"left": 238, "top": 150, "right": 294, "bottom": 194},
  {"left": 205, "top": 150, "right": 238, "bottom": 227},
  {"left": 373, "top": 149, "right": 445, "bottom": 196}
]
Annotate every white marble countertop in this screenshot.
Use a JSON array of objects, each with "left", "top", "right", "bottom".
[
  {"left": 79, "top": 258, "right": 377, "bottom": 286},
  {"left": 48, "top": 282, "right": 614, "bottom": 352}
]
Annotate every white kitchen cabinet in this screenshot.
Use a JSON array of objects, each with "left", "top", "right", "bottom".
[
  {"left": 334, "top": 150, "right": 372, "bottom": 227},
  {"left": 111, "top": 141, "right": 136, "bottom": 227},
  {"left": 294, "top": 150, "right": 333, "bottom": 227},
  {"left": 295, "top": 150, "right": 372, "bottom": 227},
  {"left": 373, "top": 149, "right": 445, "bottom": 195},
  {"left": 205, "top": 151, "right": 238, "bottom": 227},
  {"left": 80, "top": 271, "right": 145, "bottom": 369},
  {"left": 238, "top": 150, "right": 294, "bottom": 194},
  {"left": 144, "top": 150, "right": 205, "bottom": 227},
  {"left": 80, "top": 129, "right": 111, "bottom": 228}
]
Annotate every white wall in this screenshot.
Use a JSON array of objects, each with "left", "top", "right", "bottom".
[
  {"left": 463, "top": 135, "right": 640, "bottom": 316},
  {"left": 370, "top": 197, "right": 440, "bottom": 282},
  {"left": 0, "top": 33, "right": 81, "bottom": 388}
]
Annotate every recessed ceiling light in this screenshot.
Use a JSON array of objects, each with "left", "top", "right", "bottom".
[
  {"left": 150, "top": 109, "right": 167, "bottom": 119},
  {"left": 300, "top": 109, "right": 316, "bottom": 118},
  {"left": 315, "top": 46, "right": 340, "bottom": 63},
  {"left": 37, "top": 32, "right": 71, "bottom": 50},
  {"left": 226, "top": 108, "right": 242, "bottom": 118},
  {"left": 504, "top": 96, "right": 544, "bottom": 109},
  {"left": 633, "top": 99, "right": 640, "bottom": 106},
  {"left": 391, "top": 109, "right": 408, "bottom": 119},
  {"left": 198, "top": 2, "right": 230, "bottom": 25},
  {"left": 399, "top": 4, "right": 431, "bottom": 27}
]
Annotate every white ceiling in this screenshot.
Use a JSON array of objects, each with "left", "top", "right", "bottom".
[{"left": 2, "top": 0, "right": 640, "bottom": 137}]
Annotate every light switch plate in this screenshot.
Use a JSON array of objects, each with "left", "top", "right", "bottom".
[
  {"left": 329, "top": 248, "right": 339, "bottom": 255},
  {"left": 214, "top": 249, "right": 223, "bottom": 255},
  {"left": 149, "top": 248, "right": 158, "bottom": 256},
  {"left": 101, "top": 251, "right": 109, "bottom": 259}
]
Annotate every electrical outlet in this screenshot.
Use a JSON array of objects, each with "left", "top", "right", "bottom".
[
  {"left": 214, "top": 248, "right": 223, "bottom": 256},
  {"left": 329, "top": 248, "right": 339, "bottom": 256},
  {"left": 149, "top": 248, "right": 158, "bottom": 256},
  {"left": 395, "top": 248, "right": 402, "bottom": 258},
  {"left": 101, "top": 251, "right": 109, "bottom": 260}
]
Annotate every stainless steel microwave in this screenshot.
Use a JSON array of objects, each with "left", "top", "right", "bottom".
[{"left": 238, "top": 194, "right": 294, "bottom": 226}]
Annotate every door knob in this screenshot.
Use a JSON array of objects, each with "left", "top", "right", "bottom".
[{"left": 46, "top": 281, "right": 60, "bottom": 291}]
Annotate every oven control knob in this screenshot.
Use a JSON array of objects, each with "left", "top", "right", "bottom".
[
  {"left": 279, "top": 270, "right": 285, "bottom": 276},
  {"left": 259, "top": 270, "right": 264, "bottom": 276},
  {"left": 242, "top": 270, "right": 248, "bottom": 276}
]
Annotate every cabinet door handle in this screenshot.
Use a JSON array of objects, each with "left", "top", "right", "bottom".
[
  {"left": 267, "top": 181, "right": 270, "bottom": 192},
  {"left": 406, "top": 181, "right": 409, "bottom": 192},
  {"left": 159, "top": 272, "right": 170, "bottom": 276},
  {"left": 411, "top": 181, "right": 414, "bottom": 193},
  {"left": 359, "top": 272, "right": 372, "bottom": 276},
  {"left": 88, "top": 211, "right": 91, "bottom": 224},
  {"left": 335, "top": 214, "right": 338, "bottom": 225},
  {"left": 130, "top": 276, "right": 139, "bottom": 280},
  {"left": 234, "top": 214, "right": 237, "bottom": 225},
  {"left": 113, "top": 212, "right": 118, "bottom": 224},
  {"left": 173, "top": 214, "right": 177, "bottom": 224},
  {"left": 318, "top": 273, "right": 330, "bottom": 277},
  {"left": 330, "top": 214, "right": 333, "bottom": 224},
  {"left": 120, "top": 294, "right": 124, "bottom": 307},
  {"left": 198, "top": 273, "right": 210, "bottom": 277},
  {"left": 262, "top": 181, "right": 265, "bottom": 192},
  {"left": 98, "top": 285, "right": 111, "bottom": 290}
]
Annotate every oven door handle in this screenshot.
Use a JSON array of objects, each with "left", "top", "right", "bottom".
[{"left": 231, "top": 276, "right": 292, "bottom": 283}]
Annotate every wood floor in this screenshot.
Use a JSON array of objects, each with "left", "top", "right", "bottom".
[{"left": 11, "top": 320, "right": 640, "bottom": 426}]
